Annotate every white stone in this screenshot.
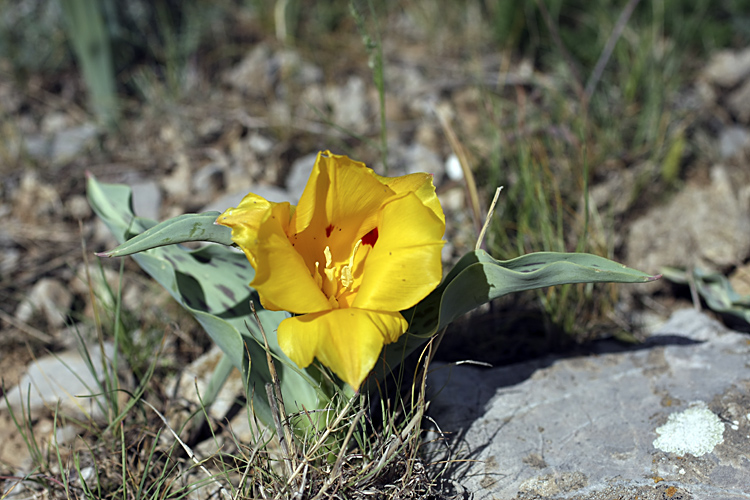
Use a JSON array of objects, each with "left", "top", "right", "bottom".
[
  {"left": 702, "top": 48, "right": 750, "bottom": 87},
  {"left": 404, "top": 143, "right": 443, "bottom": 185},
  {"left": 445, "top": 153, "right": 463, "bottom": 181},
  {"left": 327, "top": 76, "right": 369, "bottom": 134},
  {"left": 169, "top": 345, "right": 244, "bottom": 420}
]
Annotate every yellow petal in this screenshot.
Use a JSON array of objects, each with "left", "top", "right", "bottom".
[
  {"left": 216, "top": 193, "right": 277, "bottom": 269},
  {"left": 277, "top": 308, "right": 408, "bottom": 390},
  {"left": 290, "top": 151, "right": 394, "bottom": 274},
  {"left": 354, "top": 191, "right": 444, "bottom": 312},
  {"left": 374, "top": 171, "right": 445, "bottom": 224},
  {"left": 217, "top": 194, "right": 331, "bottom": 313}
]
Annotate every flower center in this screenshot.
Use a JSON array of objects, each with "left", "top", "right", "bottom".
[{"left": 313, "top": 237, "right": 369, "bottom": 309}]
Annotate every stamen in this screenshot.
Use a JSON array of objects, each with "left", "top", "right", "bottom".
[
  {"left": 324, "top": 246, "right": 332, "bottom": 268},
  {"left": 313, "top": 261, "right": 323, "bottom": 288},
  {"left": 340, "top": 239, "right": 363, "bottom": 290},
  {"left": 341, "top": 266, "right": 353, "bottom": 288}
]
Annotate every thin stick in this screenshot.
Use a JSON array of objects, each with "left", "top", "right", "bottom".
[
  {"left": 476, "top": 187, "right": 503, "bottom": 252},
  {"left": 535, "top": 0, "right": 585, "bottom": 100},
  {"left": 0, "top": 309, "right": 54, "bottom": 343},
  {"left": 687, "top": 270, "right": 702, "bottom": 312},
  {"left": 585, "top": 0, "right": 642, "bottom": 100},
  {"left": 265, "top": 383, "right": 292, "bottom": 478},
  {"left": 291, "top": 462, "right": 308, "bottom": 500}
]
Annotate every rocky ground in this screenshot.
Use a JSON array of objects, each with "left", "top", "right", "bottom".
[{"left": 1, "top": 4, "right": 750, "bottom": 499}]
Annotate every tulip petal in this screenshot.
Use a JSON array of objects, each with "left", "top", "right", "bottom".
[
  {"left": 375, "top": 172, "right": 445, "bottom": 224},
  {"left": 354, "top": 191, "right": 445, "bottom": 312},
  {"left": 252, "top": 203, "right": 332, "bottom": 313},
  {"left": 278, "top": 308, "right": 408, "bottom": 389},
  {"left": 217, "top": 193, "right": 277, "bottom": 270},
  {"left": 218, "top": 195, "right": 331, "bottom": 313},
  {"left": 291, "top": 151, "right": 394, "bottom": 275}
]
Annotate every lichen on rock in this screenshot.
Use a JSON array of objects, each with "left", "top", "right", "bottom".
[{"left": 653, "top": 402, "right": 725, "bottom": 457}]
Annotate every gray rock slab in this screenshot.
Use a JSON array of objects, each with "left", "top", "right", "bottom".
[{"left": 428, "top": 309, "right": 750, "bottom": 499}]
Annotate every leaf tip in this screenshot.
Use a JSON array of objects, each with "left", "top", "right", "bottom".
[
  {"left": 646, "top": 273, "right": 663, "bottom": 282},
  {"left": 95, "top": 251, "right": 112, "bottom": 258}
]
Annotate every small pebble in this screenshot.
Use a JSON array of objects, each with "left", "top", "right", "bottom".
[{"left": 445, "top": 153, "right": 463, "bottom": 181}]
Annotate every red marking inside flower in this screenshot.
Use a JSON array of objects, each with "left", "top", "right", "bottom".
[
  {"left": 326, "top": 224, "right": 334, "bottom": 237},
  {"left": 362, "top": 227, "right": 378, "bottom": 247}
]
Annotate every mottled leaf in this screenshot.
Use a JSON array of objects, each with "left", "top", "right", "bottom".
[
  {"left": 662, "top": 267, "right": 750, "bottom": 324},
  {"left": 376, "top": 249, "right": 659, "bottom": 382},
  {"left": 87, "top": 175, "right": 326, "bottom": 428},
  {"left": 96, "top": 212, "right": 233, "bottom": 257}
]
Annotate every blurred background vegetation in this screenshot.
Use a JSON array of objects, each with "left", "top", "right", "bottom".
[{"left": 2, "top": 0, "right": 749, "bottom": 347}]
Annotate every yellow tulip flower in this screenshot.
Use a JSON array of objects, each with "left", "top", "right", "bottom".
[{"left": 217, "top": 151, "right": 445, "bottom": 390}]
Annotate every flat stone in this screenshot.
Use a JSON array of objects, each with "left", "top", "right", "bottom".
[
  {"left": 428, "top": 309, "right": 750, "bottom": 499},
  {"left": 702, "top": 48, "right": 750, "bottom": 87},
  {"left": 2, "top": 343, "right": 116, "bottom": 422},
  {"left": 403, "top": 143, "right": 444, "bottom": 186},
  {"left": 130, "top": 180, "right": 162, "bottom": 220},
  {"left": 285, "top": 152, "right": 318, "bottom": 202},
  {"left": 22, "top": 123, "right": 99, "bottom": 166},
  {"left": 719, "top": 126, "right": 750, "bottom": 159},
  {"left": 626, "top": 164, "right": 750, "bottom": 274},
  {"left": 48, "top": 123, "right": 99, "bottom": 166},
  {"left": 326, "top": 76, "right": 369, "bottom": 134},
  {"left": 169, "top": 345, "right": 244, "bottom": 421},
  {"left": 14, "top": 277, "right": 73, "bottom": 328},
  {"left": 728, "top": 79, "right": 750, "bottom": 123},
  {"left": 223, "top": 44, "right": 273, "bottom": 95}
]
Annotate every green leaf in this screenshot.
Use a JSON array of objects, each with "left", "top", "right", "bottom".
[
  {"left": 376, "top": 250, "right": 659, "bottom": 381},
  {"left": 662, "top": 267, "right": 750, "bottom": 324},
  {"left": 409, "top": 250, "right": 658, "bottom": 337},
  {"left": 87, "top": 175, "right": 327, "bottom": 428},
  {"left": 96, "top": 212, "right": 233, "bottom": 257}
]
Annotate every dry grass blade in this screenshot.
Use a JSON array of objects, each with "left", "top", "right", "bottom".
[
  {"left": 141, "top": 399, "right": 232, "bottom": 500},
  {"left": 303, "top": 395, "right": 356, "bottom": 460},
  {"left": 435, "top": 104, "right": 483, "bottom": 238},
  {"left": 250, "top": 301, "right": 298, "bottom": 478},
  {"left": 312, "top": 404, "right": 367, "bottom": 500},
  {"left": 534, "top": 0, "right": 585, "bottom": 99},
  {"left": 476, "top": 186, "right": 503, "bottom": 252},
  {"left": 0, "top": 308, "right": 54, "bottom": 343},
  {"left": 584, "top": 0, "right": 643, "bottom": 100}
]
